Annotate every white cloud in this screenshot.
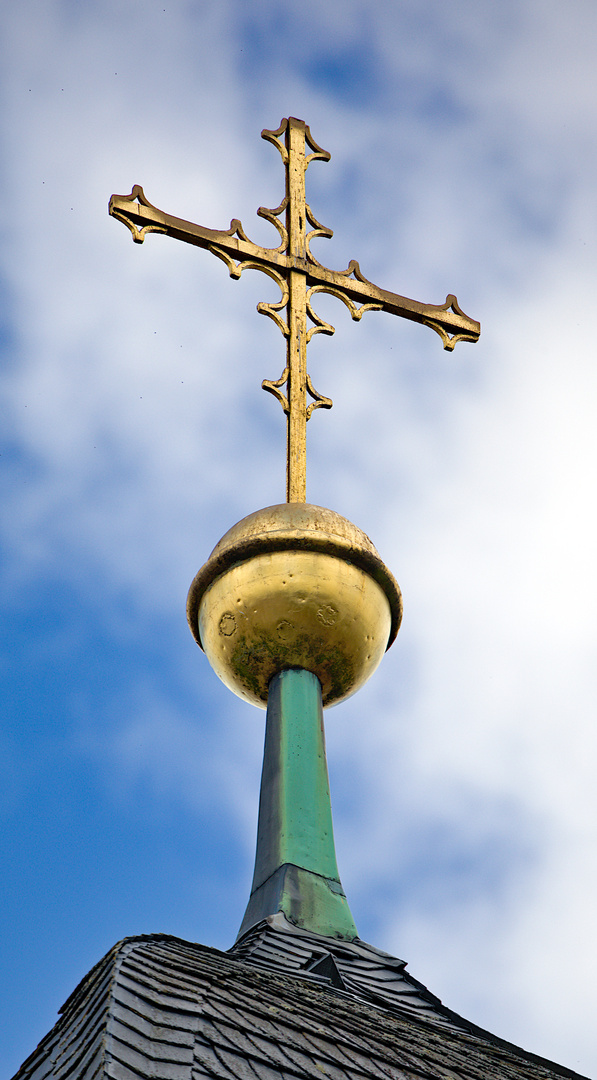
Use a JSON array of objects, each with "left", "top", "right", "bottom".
[{"left": 1, "top": 2, "right": 596, "bottom": 1075}]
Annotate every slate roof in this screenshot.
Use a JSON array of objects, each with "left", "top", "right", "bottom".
[{"left": 12, "top": 915, "right": 588, "bottom": 1080}]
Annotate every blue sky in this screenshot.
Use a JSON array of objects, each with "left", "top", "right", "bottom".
[{"left": 2, "top": 2, "right": 597, "bottom": 1075}]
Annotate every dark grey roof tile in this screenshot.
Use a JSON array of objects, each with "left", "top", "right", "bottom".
[
  {"left": 109, "top": 1031, "right": 192, "bottom": 1077},
  {"left": 22, "top": 1056, "right": 56, "bottom": 1080},
  {"left": 241, "top": 1051, "right": 291, "bottom": 1080},
  {"left": 208, "top": 1020, "right": 275, "bottom": 1062},
  {"left": 194, "top": 1037, "right": 242, "bottom": 1080},
  {"left": 213, "top": 1047, "right": 266, "bottom": 1080},
  {"left": 110, "top": 1019, "right": 194, "bottom": 1064},
  {"left": 201, "top": 1003, "right": 283, "bottom": 1043},
  {"left": 113, "top": 986, "right": 200, "bottom": 1033},
  {"left": 296, "top": 1030, "right": 362, "bottom": 1071},
  {"left": 243, "top": 1033, "right": 314, "bottom": 1076},
  {"left": 117, "top": 968, "right": 198, "bottom": 1010},
  {"left": 107, "top": 1055, "right": 157, "bottom": 1080},
  {"left": 53, "top": 1023, "right": 105, "bottom": 1079},
  {"left": 56, "top": 1037, "right": 105, "bottom": 1080},
  {"left": 110, "top": 999, "right": 196, "bottom": 1045},
  {"left": 12, "top": 932, "right": 589, "bottom": 1080}
]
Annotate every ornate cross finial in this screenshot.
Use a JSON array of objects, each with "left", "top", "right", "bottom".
[{"left": 109, "top": 117, "right": 480, "bottom": 502}]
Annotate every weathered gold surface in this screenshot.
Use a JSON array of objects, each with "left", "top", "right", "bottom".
[
  {"left": 109, "top": 117, "right": 480, "bottom": 503},
  {"left": 187, "top": 504, "right": 402, "bottom": 709},
  {"left": 198, "top": 551, "right": 391, "bottom": 709}
]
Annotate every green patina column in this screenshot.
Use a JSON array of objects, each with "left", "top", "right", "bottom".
[{"left": 237, "top": 668, "right": 358, "bottom": 940}]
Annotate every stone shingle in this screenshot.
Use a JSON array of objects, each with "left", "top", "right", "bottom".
[{"left": 12, "top": 925, "right": 588, "bottom": 1080}]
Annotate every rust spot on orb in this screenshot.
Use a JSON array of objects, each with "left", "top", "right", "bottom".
[{"left": 219, "top": 613, "right": 237, "bottom": 637}]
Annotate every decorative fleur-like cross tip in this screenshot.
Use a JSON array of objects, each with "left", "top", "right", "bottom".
[{"left": 109, "top": 117, "right": 480, "bottom": 502}]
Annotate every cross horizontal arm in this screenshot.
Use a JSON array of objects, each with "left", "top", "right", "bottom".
[
  {"left": 108, "top": 186, "right": 288, "bottom": 275},
  {"left": 109, "top": 187, "right": 479, "bottom": 351},
  {"left": 304, "top": 263, "right": 479, "bottom": 350}
]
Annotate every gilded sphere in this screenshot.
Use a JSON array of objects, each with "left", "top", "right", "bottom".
[{"left": 187, "top": 504, "right": 402, "bottom": 709}]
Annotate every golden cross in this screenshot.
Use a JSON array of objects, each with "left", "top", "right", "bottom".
[{"left": 109, "top": 117, "right": 480, "bottom": 502}]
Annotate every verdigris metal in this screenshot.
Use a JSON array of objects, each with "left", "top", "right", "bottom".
[
  {"left": 238, "top": 669, "right": 357, "bottom": 939},
  {"left": 109, "top": 116, "right": 480, "bottom": 503}
]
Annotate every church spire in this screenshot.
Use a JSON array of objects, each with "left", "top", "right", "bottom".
[{"left": 110, "top": 117, "right": 480, "bottom": 942}]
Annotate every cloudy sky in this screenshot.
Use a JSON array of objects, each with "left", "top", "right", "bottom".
[{"left": 2, "top": 1, "right": 596, "bottom": 1075}]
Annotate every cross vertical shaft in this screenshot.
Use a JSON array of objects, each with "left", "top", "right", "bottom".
[{"left": 286, "top": 119, "right": 308, "bottom": 502}]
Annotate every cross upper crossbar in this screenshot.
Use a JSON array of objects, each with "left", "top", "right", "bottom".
[{"left": 109, "top": 116, "right": 480, "bottom": 502}]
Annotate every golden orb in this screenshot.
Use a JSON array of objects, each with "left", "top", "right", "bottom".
[{"left": 187, "top": 504, "right": 402, "bottom": 709}]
